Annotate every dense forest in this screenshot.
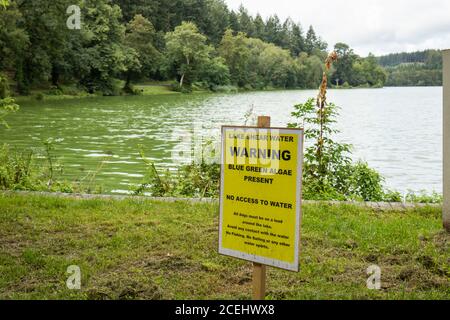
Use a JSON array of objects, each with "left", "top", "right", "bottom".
[
  {"left": 0, "top": 0, "right": 443, "bottom": 97},
  {"left": 378, "top": 50, "right": 443, "bottom": 86},
  {"left": 0, "top": 0, "right": 391, "bottom": 96}
]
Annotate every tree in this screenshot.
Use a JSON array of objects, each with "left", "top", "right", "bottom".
[
  {"left": 358, "top": 54, "right": 386, "bottom": 86},
  {"left": 0, "top": 0, "right": 21, "bottom": 127},
  {"left": 264, "top": 15, "right": 282, "bottom": 46},
  {"left": 203, "top": 0, "right": 230, "bottom": 45},
  {"left": 289, "top": 22, "right": 305, "bottom": 57},
  {"left": 219, "top": 30, "right": 254, "bottom": 87},
  {"left": 279, "top": 18, "right": 294, "bottom": 49},
  {"left": 74, "top": 0, "right": 133, "bottom": 95},
  {"left": 331, "top": 45, "right": 387, "bottom": 87},
  {"left": 305, "top": 26, "right": 327, "bottom": 55},
  {"left": 0, "top": 1, "right": 29, "bottom": 93},
  {"left": 219, "top": 30, "right": 302, "bottom": 89},
  {"left": 237, "top": 5, "right": 255, "bottom": 37},
  {"left": 112, "top": 0, "right": 156, "bottom": 23},
  {"left": 305, "top": 26, "right": 317, "bottom": 54},
  {"left": 253, "top": 14, "right": 265, "bottom": 40},
  {"left": 293, "top": 52, "right": 308, "bottom": 88},
  {"left": 199, "top": 56, "right": 230, "bottom": 89},
  {"left": 258, "top": 43, "right": 294, "bottom": 88},
  {"left": 331, "top": 42, "right": 357, "bottom": 86},
  {"left": 12, "top": 0, "right": 79, "bottom": 91},
  {"left": 165, "top": 22, "right": 215, "bottom": 88},
  {"left": 0, "top": 91, "right": 19, "bottom": 129},
  {"left": 228, "top": 10, "right": 240, "bottom": 32},
  {"left": 124, "top": 14, "right": 161, "bottom": 91},
  {"left": 304, "top": 55, "right": 325, "bottom": 88},
  {"left": 1, "top": 0, "right": 393, "bottom": 95}
]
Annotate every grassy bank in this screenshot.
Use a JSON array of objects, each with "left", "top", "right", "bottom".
[
  {"left": 0, "top": 193, "right": 448, "bottom": 300},
  {"left": 14, "top": 83, "right": 181, "bottom": 103},
  {"left": 12, "top": 84, "right": 390, "bottom": 104}
]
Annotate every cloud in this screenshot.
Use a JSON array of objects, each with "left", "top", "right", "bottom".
[{"left": 225, "top": 0, "right": 450, "bottom": 56}]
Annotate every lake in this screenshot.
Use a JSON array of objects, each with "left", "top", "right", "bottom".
[{"left": 1, "top": 87, "right": 442, "bottom": 194}]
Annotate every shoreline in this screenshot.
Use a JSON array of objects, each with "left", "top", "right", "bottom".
[
  {"left": 0, "top": 190, "right": 441, "bottom": 209},
  {"left": 12, "top": 84, "right": 443, "bottom": 103}
]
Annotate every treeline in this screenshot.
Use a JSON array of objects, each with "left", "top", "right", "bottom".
[
  {"left": 330, "top": 43, "right": 386, "bottom": 88},
  {"left": 378, "top": 50, "right": 443, "bottom": 86},
  {"left": 377, "top": 50, "right": 442, "bottom": 68},
  {"left": 0, "top": 0, "right": 399, "bottom": 96}
]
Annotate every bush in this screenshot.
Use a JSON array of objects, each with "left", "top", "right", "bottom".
[
  {"left": 339, "top": 161, "right": 385, "bottom": 201},
  {"left": 288, "top": 98, "right": 392, "bottom": 201},
  {"left": 0, "top": 144, "right": 41, "bottom": 191},
  {"left": 405, "top": 190, "right": 443, "bottom": 204},
  {"left": 0, "top": 142, "right": 105, "bottom": 194},
  {"left": 134, "top": 146, "right": 220, "bottom": 197},
  {"left": 0, "top": 73, "right": 9, "bottom": 99},
  {"left": 211, "top": 85, "right": 238, "bottom": 93},
  {"left": 46, "top": 86, "right": 63, "bottom": 96},
  {"left": 170, "top": 83, "right": 192, "bottom": 93},
  {"left": 342, "top": 81, "right": 351, "bottom": 88}
]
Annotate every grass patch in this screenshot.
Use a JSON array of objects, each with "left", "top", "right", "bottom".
[
  {"left": 134, "top": 84, "right": 179, "bottom": 96},
  {"left": 0, "top": 194, "right": 448, "bottom": 300}
]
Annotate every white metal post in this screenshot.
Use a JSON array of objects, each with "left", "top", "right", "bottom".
[{"left": 443, "top": 49, "right": 450, "bottom": 232}]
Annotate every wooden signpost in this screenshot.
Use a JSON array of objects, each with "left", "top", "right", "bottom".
[
  {"left": 253, "top": 116, "right": 270, "bottom": 300},
  {"left": 219, "top": 116, "right": 304, "bottom": 300}
]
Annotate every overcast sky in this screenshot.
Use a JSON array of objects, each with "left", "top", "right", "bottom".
[{"left": 225, "top": 0, "right": 450, "bottom": 56}]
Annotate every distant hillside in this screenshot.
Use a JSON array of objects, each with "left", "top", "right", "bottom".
[
  {"left": 377, "top": 50, "right": 442, "bottom": 67},
  {"left": 377, "top": 50, "right": 443, "bottom": 86}
]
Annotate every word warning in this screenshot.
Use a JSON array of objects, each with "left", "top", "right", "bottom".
[{"left": 219, "top": 126, "right": 304, "bottom": 272}]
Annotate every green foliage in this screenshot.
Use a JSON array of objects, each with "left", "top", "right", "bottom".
[
  {"left": 123, "top": 14, "right": 161, "bottom": 91},
  {"left": 289, "top": 98, "right": 392, "bottom": 201},
  {"left": 16, "top": 0, "right": 77, "bottom": 90},
  {"left": 331, "top": 44, "right": 386, "bottom": 87},
  {"left": 378, "top": 50, "right": 443, "bottom": 86},
  {"left": 174, "top": 162, "right": 220, "bottom": 198},
  {"left": 337, "top": 161, "right": 386, "bottom": 201},
  {"left": 0, "top": 74, "right": 19, "bottom": 128},
  {"left": 378, "top": 50, "right": 442, "bottom": 68},
  {"left": 305, "top": 26, "right": 327, "bottom": 55},
  {"left": 0, "top": 142, "right": 73, "bottom": 192},
  {"left": 0, "top": 141, "right": 105, "bottom": 194},
  {"left": 35, "top": 92, "right": 45, "bottom": 101},
  {"left": 0, "top": 74, "right": 8, "bottom": 99},
  {"left": 0, "top": 144, "right": 39, "bottom": 190},
  {"left": 0, "top": 1, "right": 29, "bottom": 93},
  {"left": 0, "top": 0, "right": 336, "bottom": 94},
  {"left": 198, "top": 56, "right": 230, "bottom": 90},
  {"left": 1, "top": 0, "right": 402, "bottom": 94},
  {"left": 289, "top": 98, "right": 349, "bottom": 198},
  {"left": 75, "top": 0, "right": 132, "bottom": 95},
  {"left": 3, "top": 0, "right": 444, "bottom": 94},
  {"left": 385, "top": 64, "right": 442, "bottom": 87},
  {"left": 301, "top": 54, "right": 327, "bottom": 89},
  {"left": 405, "top": 190, "right": 443, "bottom": 204},
  {"left": 134, "top": 146, "right": 220, "bottom": 197},
  {"left": 164, "top": 22, "right": 229, "bottom": 89},
  {"left": 219, "top": 30, "right": 323, "bottom": 89},
  {"left": 218, "top": 30, "right": 254, "bottom": 87}
]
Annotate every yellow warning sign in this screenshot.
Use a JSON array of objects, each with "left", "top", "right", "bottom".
[{"left": 219, "top": 126, "right": 304, "bottom": 272}]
